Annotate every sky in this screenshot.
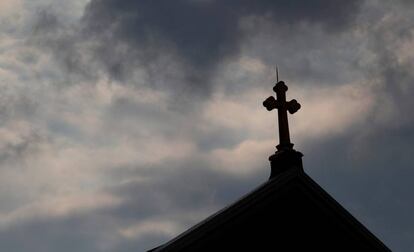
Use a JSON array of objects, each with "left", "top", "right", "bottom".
[{"left": 0, "top": 0, "right": 413, "bottom": 251}]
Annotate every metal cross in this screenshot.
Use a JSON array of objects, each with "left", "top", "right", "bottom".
[{"left": 263, "top": 79, "right": 301, "bottom": 151}]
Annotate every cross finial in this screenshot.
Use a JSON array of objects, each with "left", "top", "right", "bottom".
[
  {"left": 263, "top": 73, "right": 301, "bottom": 151},
  {"left": 276, "top": 65, "right": 279, "bottom": 82}
]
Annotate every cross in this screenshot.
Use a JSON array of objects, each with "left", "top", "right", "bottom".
[{"left": 263, "top": 79, "right": 301, "bottom": 151}]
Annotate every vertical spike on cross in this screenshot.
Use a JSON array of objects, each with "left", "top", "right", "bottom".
[
  {"left": 263, "top": 76, "right": 301, "bottom": 151},
  {"left": 276, "top": 65, "right": 279, "bottom": 83}
]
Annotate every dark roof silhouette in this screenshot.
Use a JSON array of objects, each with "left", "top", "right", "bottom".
[
  {"left": 149, "top": 163, "right": 390, "bottom": 251},
  {"left": 148, "top": 79, "right": 391, "bottom": 251}
]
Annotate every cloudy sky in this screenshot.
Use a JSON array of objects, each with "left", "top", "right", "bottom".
[{"left": 0, "top": 0, "right": 413, "bottom": 251}]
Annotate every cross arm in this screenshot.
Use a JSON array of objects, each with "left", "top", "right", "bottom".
[
  {"left": 287, "top": 99, "right": 301, "bottom": 114},
  {"left": 263, "top": 96, "right": 279, "bottom": 111}
]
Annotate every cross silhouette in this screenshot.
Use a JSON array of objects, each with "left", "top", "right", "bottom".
[{"left": 263, "top": 80, "right": 301, "bottom": 151}]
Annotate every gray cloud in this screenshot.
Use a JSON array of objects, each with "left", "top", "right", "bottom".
[
  {"left": 302, "top": 124, "right": 414, "bottom": 252},
  {"left": 0, "top": 155, "right": 264, "bottom": 252},
  {"left": 32, "top": 0, "right": 363, "bottom": 99},
  {"left": 1, "top": 0, "right": 413, "bottom": 251}
]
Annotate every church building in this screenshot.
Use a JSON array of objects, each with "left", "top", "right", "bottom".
[{"left": 149, "top": 77, "right": 391, "bottom": 251}]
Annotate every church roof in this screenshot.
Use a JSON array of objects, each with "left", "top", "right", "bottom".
[{"left": 150, "top": 167, "right": 390, "bottom": 251}]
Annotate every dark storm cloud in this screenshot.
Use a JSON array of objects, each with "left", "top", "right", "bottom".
[
  {"left": 33, "top": 0, "right": 362, "bottom": 96},
  {"left": 82, "top": 0, "right": 361, "bottom": 61}
]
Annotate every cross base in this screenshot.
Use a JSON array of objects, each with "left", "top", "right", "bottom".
[
  {"left": 268, "top": 149, "right": 303, "bottom": 179},
  {"left": 276, "top": 143, "right": 294, "bottom": 151}
]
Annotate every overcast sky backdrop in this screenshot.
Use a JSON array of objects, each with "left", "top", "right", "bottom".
[{"left": 0, "top": 0, "right": 413, "bottom": 251}]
